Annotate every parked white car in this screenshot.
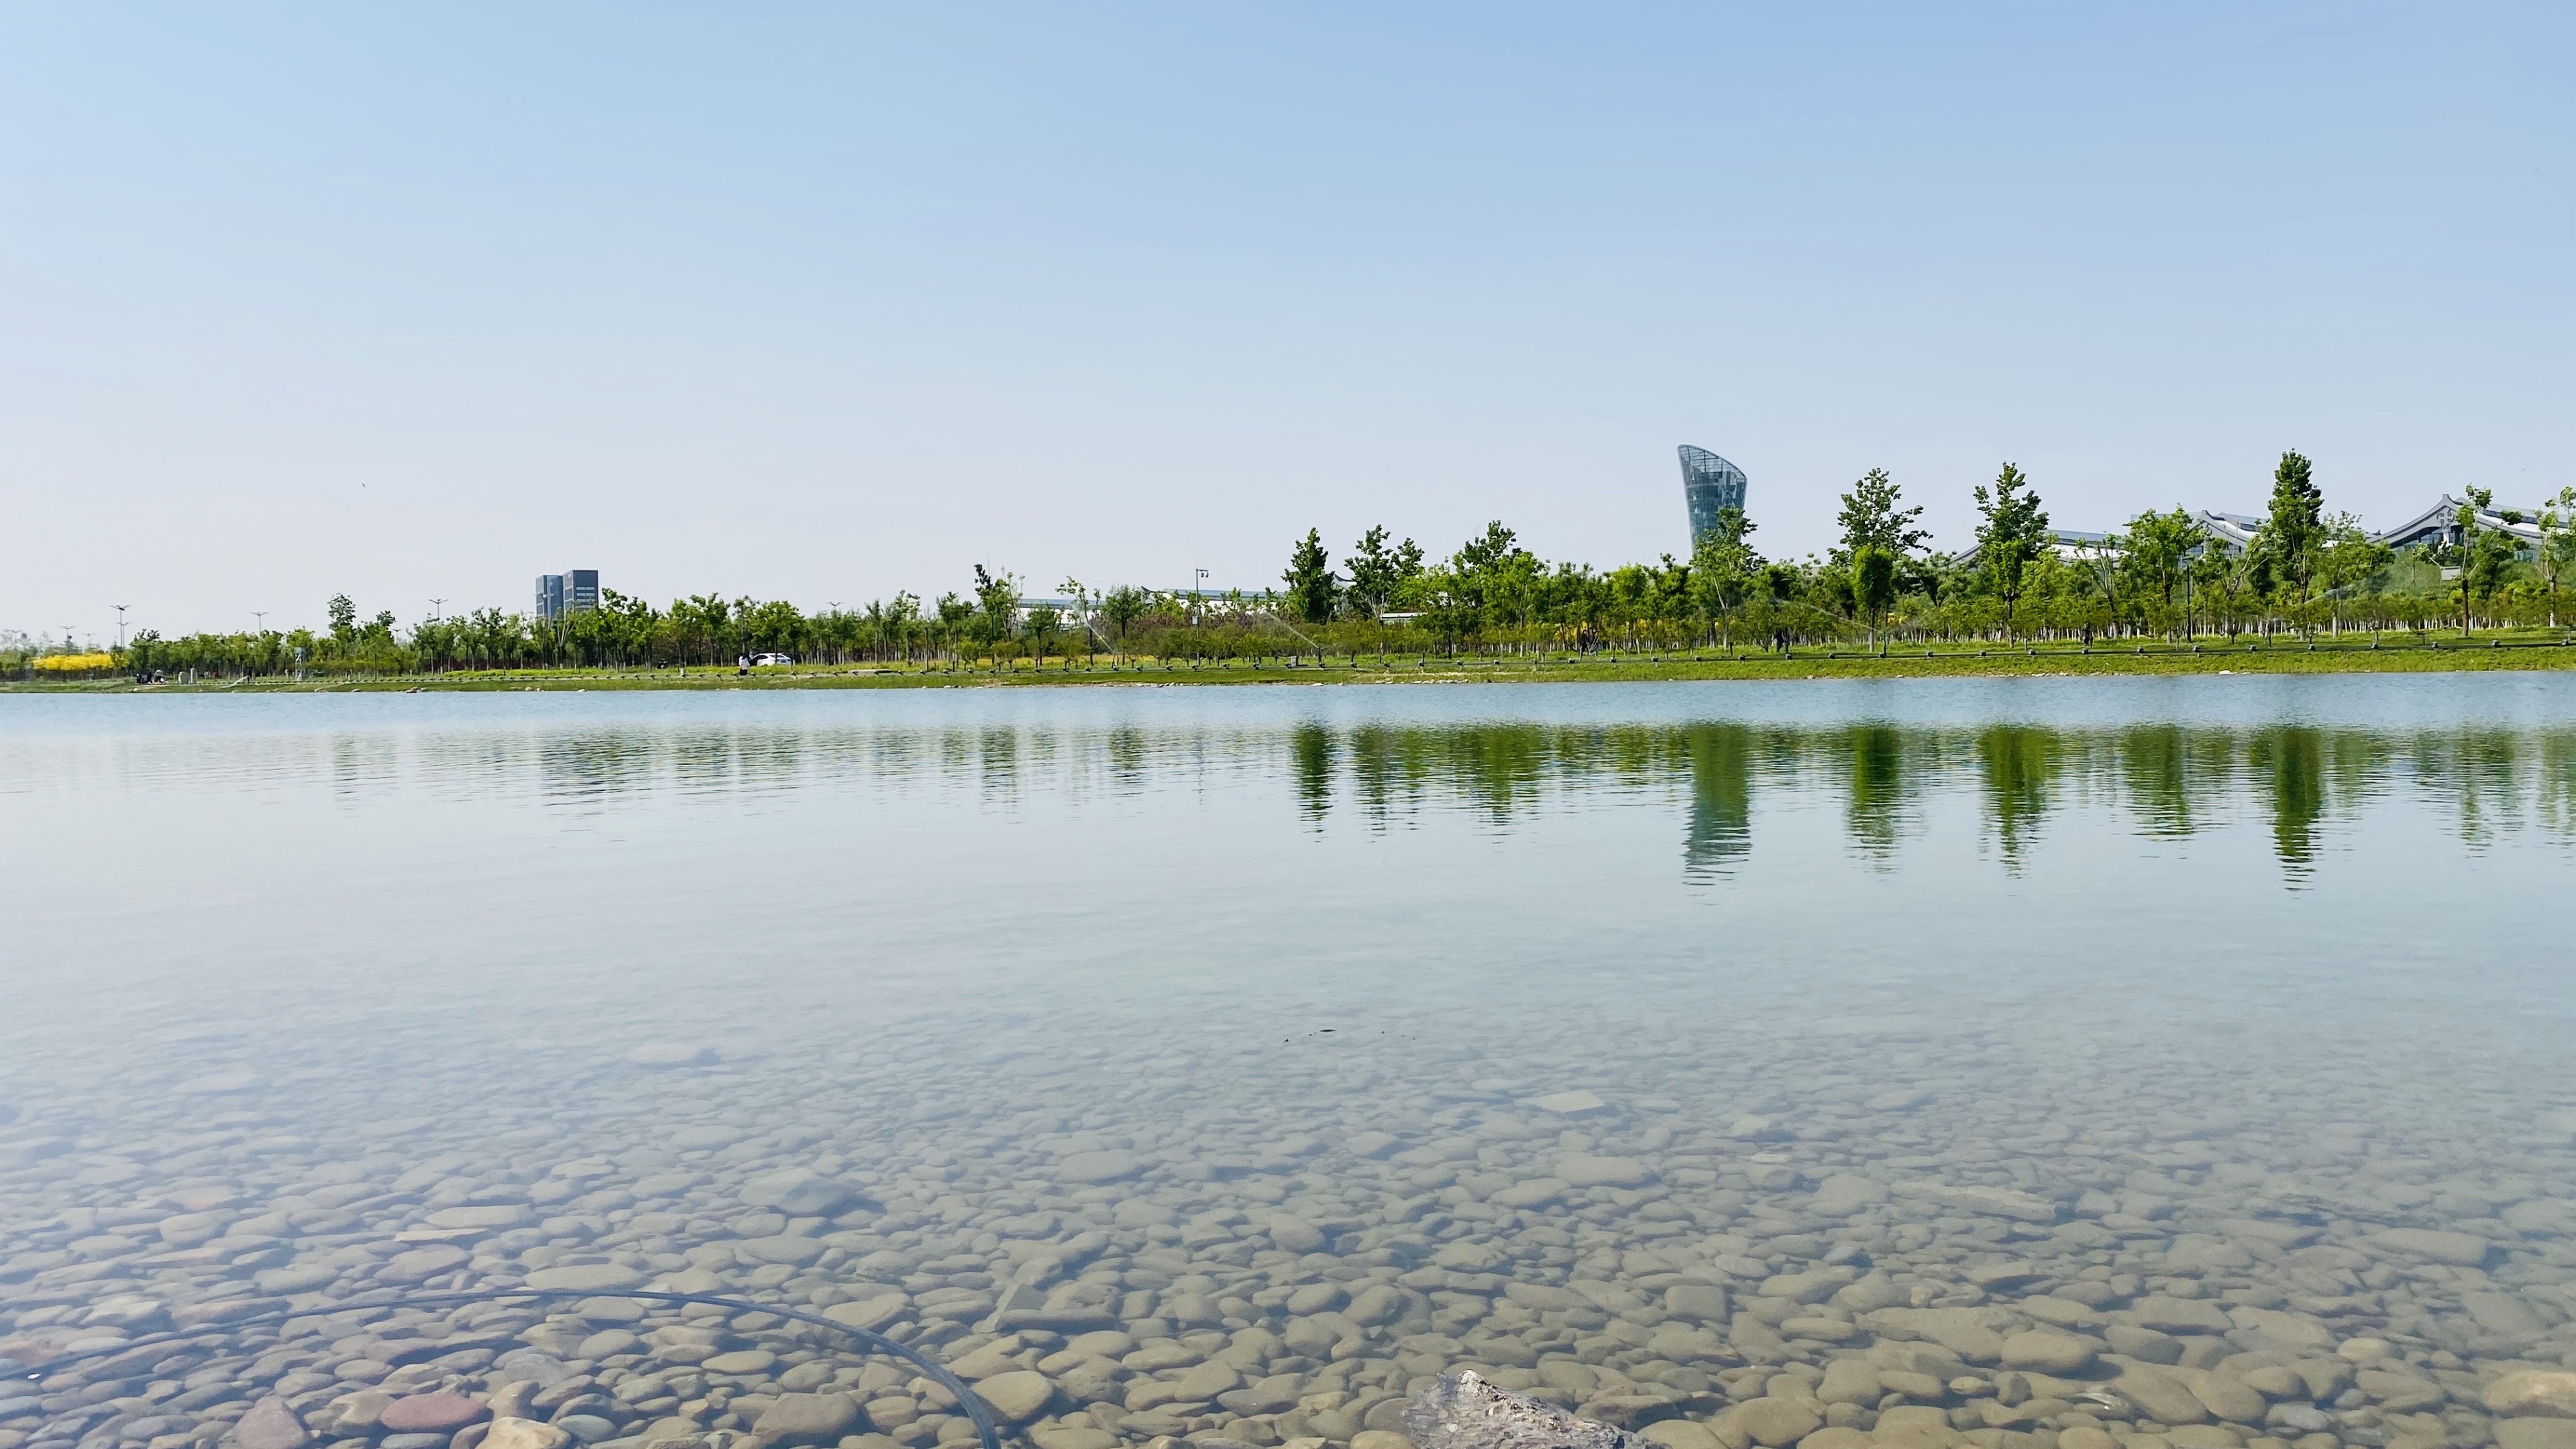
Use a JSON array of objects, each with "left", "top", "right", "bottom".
[{"left": 751, "top": 652, "right": 795, "bottom": 666}]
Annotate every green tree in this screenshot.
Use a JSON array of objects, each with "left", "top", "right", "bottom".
[
  {"left": 2312, "top": 511, "right": 2391, "bottom": 623},
  {"left": 1099, "top": 586, "right": 1148, "bottom": 657},
  {"left": 2072, "top": 535, "right": 2121, "bottom": 641},
  {"left": 1397, "top": 568, "right": 1472, "bottom": 651},
  {"left": 2190, "top": 540, "right": 2254, "bottom": 641},
  {"left": 933, "top": 591, "right": 973, "bottom": 659},
  {"left": 673, "top": 594, "right": 731, "bottom": 663},
  {"left": 1835, "top": 468, "right": 1923, "bottom": 643},
  {"left": 1343, "top": 525, "right": 1424, "bottom": 620},
  {"left": 970, "top": 565, "right": 1019, "bottom": 655},
  {"left": 1447, "top": 521, "right": 1538, "bottom": 635},
  {"left": 2455, "top": 487, "right": 2518, "bottom": 634},
  {"left": 327, "top": 594, "right": 358, "bottom": 643},
  {"left": 1688, "top": 506, "right": 1763, "bottom": 645},
  {"left": 1972, "top": 463, "right": 2051, "bottom": 640},
  {"left": 1835, "top": 468, "right": 1930, "bottom": 560},
  {"left": 2256, "top": 449, "right": 2326, "bottom": 605},
  {"left": 1058, "top": 578, "right": 1095, "bottom": 657},
  {"left": 1281, "top": 528, "right": 1340, "bottom": 623},
  {"left": 2538, "top": 486, "right": 2576, "bottom": 625},
  {"left": 1454, "top": 520, "right": 1519, "bottom": 576},
  {"left": 468, "top": 606, "right": 522, "bottom": 668},
  {"left": 1024, "top": 604, "right": 1061, "bottom": 662},
  {"left": 740, "top": 598, "right": 807, "bottom": 657},
  {"left": 2120, "top": 507, "right": 2200, "bottom": 625},
  {"left": 1850, "top": 547, "right": 1896, "bottom": 637}
]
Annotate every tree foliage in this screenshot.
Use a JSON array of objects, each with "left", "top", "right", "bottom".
[
  {"left": 1281, "top": 529, "right": 1340, "bottom": 624},
  {"left": 71, "top": 454, "right": 2576, "bottom": 683},
  {"left": 1836, "top": 468, "right": 1929, "bottom": 562},
  {"left": 1342, "top": 526, "right": 1423, "bottom": 620},
  {"left": 2257, "top": 450, "right": 2326, "bottom": 602},
  {"left": 1973, "top": 462, "right": 2051, "bottom": 639}
]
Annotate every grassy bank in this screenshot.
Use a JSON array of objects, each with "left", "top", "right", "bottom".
[{"left": 13, "top": 633, "right": 2576, "bottom": 692}]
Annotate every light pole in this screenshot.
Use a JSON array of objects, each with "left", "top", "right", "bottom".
[
  {"left": 1194, "top": 568, "right": 1210, "bottom": 626},
  {"left": 252, "top": 611, "right": 268, "bottom": 636},
  {"left": 114, "top": 604, "right": 128, "bottom": 650},
  {"left": 429, "top": 598, "right": 446, "bottom": 623}
]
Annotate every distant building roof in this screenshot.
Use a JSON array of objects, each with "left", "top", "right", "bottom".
[{"left": 2371, "top": 496, "right": 2546, "bottom": 552}]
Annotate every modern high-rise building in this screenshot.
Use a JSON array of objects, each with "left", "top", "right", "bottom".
[
  {"left": 534, "top": 570, "right": 601, "bottom": 621},
  {"left": 1677, "top": 445, "right": 1750, "bottom": 545}
]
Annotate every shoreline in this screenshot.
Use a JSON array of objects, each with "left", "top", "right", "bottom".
[{"left": 12, "top": 639, "right": 2576, "bottom": 692}]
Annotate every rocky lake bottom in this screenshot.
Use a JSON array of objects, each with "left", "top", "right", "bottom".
[{"left": 5, "top": 682, "right": 2573, "bottom": 1449}]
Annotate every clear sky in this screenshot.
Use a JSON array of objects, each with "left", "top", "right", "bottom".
[{"left": 5, "top": 3, "right": 2568, "bottom": 641}]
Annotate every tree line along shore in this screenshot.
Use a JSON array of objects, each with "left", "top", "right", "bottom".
[
  {"left": 13, "top": 456, "right": 2575, "bottom": 685},
  {"left": 15, "top": 635, "right": 2575, "bottom": 692}
]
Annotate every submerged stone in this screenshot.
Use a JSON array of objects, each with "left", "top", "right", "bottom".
[{"left": 1405, "top": 1371, "right": 1642, "bottom": 1449}]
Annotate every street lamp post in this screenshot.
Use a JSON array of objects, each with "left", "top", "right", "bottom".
[
  {"left": 1194, "top": 568, "right": 1210, "bottom": 626},
  {"left": 252, "top": 611, "right": 268, "bottom": 635},
  {"left": 114, "top": 604, "right": 127, "bottom": 651}
]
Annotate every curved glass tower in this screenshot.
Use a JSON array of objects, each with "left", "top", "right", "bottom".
[{"left": 1678, "top": 445, "right": 1749, "bottom": 544}]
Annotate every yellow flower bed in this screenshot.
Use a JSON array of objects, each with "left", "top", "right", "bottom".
[{"left": 32, "top": 652, "right": 117, "bottom": 673}]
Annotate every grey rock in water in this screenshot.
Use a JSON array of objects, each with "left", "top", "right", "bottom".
[{"left": 1406, "top": 1371, "right": 1644, "bottom": 1449}]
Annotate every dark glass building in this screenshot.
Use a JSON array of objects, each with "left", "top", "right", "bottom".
[
  {"left": 534, "top": 570, "right": 601, "bottom": 621},
  {"left": 1678, "top": 445, "right": 1749, "bottom": 545}
]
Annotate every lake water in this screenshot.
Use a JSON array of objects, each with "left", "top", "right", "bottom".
[{"left": 5, "top": 677, "right": 2575, "bottom": 1449}]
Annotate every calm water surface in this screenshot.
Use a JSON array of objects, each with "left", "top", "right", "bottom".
[{"left": 3, "top": 677, "right": 2573, "bottom": 1449}]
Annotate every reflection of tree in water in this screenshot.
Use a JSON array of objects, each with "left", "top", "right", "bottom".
[
  {"left": 1333, "top": 723, "right": 1655, "bottom": 831},
  {"left": 1841, "top": 724, "right": 1909, "bottom": 865},
  {"left": 2409, "top": 727, "right": 2528, "bottom": 849},
  {"left": 358, "top": 710, "right": 2576, "bottom": 885},
  {"left": 2542, "top": 731, "right": 2576, "bottom": 841},
  {"left": 534, "top": 731, "right": 661, "bottom": 806},
  {"left": 1977, "top": 725, "right": 2063, "bottom": 871},
  {"left": 936, "top": 727, "right": 974, "bottom": 786},
  {"left": 1104, "top": 726, "right": 1149, "bottom": 796},
  {"left": 1681, "top": 724, "right": 1753, "bottom": 882},
  {"left": 1423, "top": 724, "right": 1556, "bottom": 826},
  {"left": 1289, "top": 723, "right": 1334, "bottom": 824},
  {"left": 2249, "top": 727, "right": 2326, "bottom": 880},
  {"left": 1344, "top": 727, "right": 1413, "bottom": 829},
  {"left": 1336, "top": 724, "right": 1546, "bottom": 830},
  {"left": 2114, "top": 725, "right": 2223, "bottom": 839},
  {"left": 978, "top": 727, "right": 1019, "bottom": 801}
]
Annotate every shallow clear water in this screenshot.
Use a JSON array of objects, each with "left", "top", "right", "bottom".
[{"left": 4, "top": 678, "right": 2574, "bottom": 1449}]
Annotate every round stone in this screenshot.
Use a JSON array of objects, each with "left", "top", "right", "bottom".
[
  {"left": 1732, "top": 1397, "right": 1823, "bottom": 1448},
  {"left": 1056, "top": 1150, "right": 1142, "bottom": 1183},
  {"left": 229, "top": 1398, "right": 312, "bottom": 1449},
  {"left": 379, "top": 1392, "right": 490, "bottom": 1434},
  {"left": 1554, "top": 1153, "right": 1653, "bottom": 1187},
  {"left": 2491, "top": 1372, "right": 2576, "bottom": 1419},
  {"left": 973, "top": 1371, "right": 1059, "bottom": 1426},
  {"left": 2001, "top": 1330, "right": 2096, "bottom": 1373},
  {"left": 524, "top": 1263, "right": 648, "bottom": 1292}
]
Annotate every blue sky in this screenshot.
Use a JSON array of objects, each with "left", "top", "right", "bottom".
[{"left": 4, "top": 3, "right": 2568, "bottom": 637}]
